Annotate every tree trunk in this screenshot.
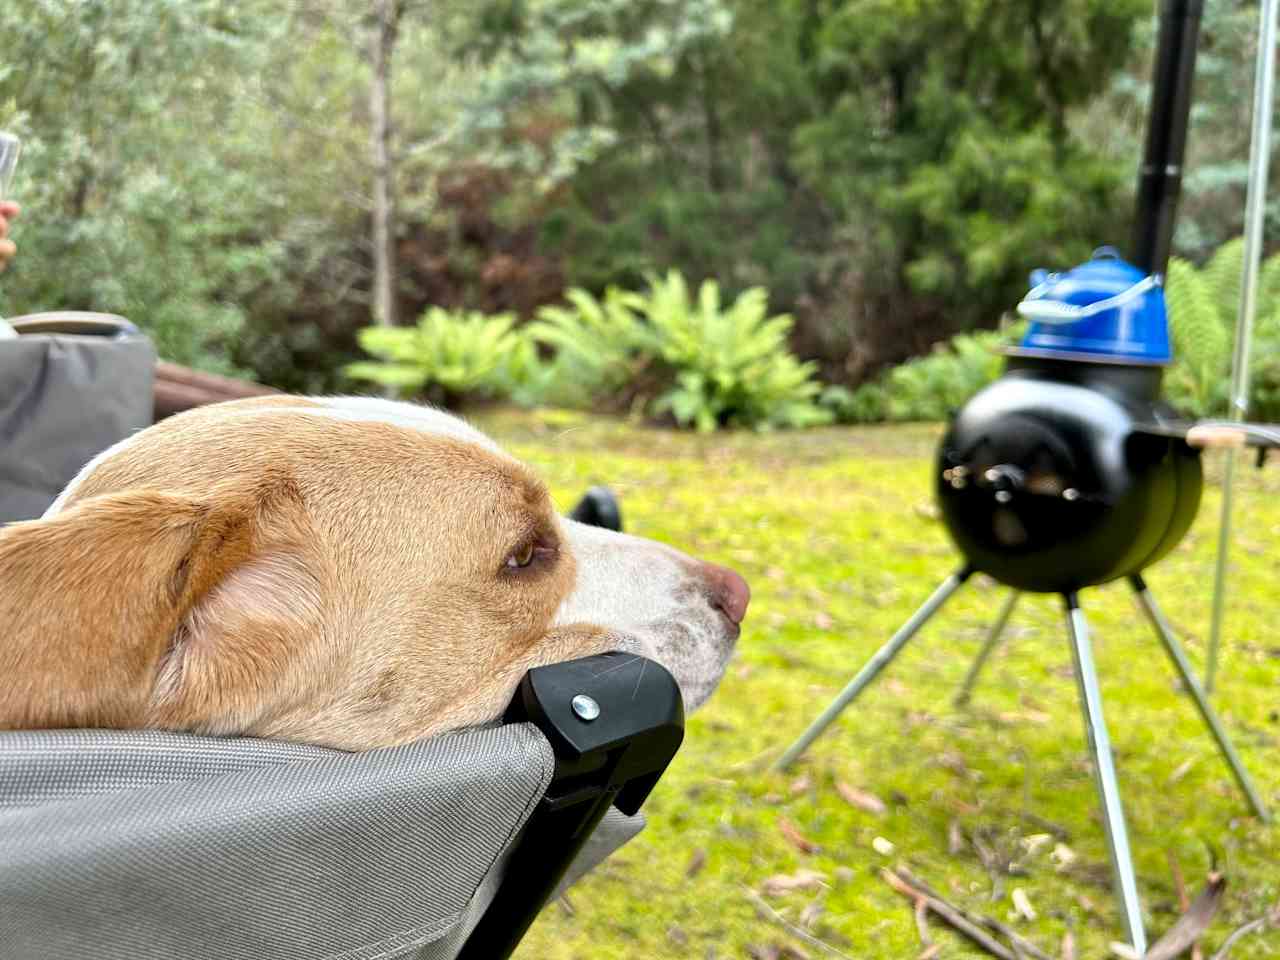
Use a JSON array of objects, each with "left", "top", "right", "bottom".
[{"left": 370, "top": 0, "right": 400, "bottom": 327}]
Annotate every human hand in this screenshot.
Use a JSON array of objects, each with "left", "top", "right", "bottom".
[{"left": 0, "top": 202, "right": 17, "bottom": 272}]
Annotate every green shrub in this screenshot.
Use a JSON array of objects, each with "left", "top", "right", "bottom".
[
  {"left": 881, "top": 329, "right": 1011, "bottom": 422},
  {"left": 347, "top": 272, "right": 831, "bottom": 431},
  {"left": 528, "top": 271, "right": 831, "bottom": 431},
  {"left": 639, "top": 272, "right": 831, "bottom": 432},
  {"left": 346, "top": 308, "right": 526, "bottom": 407},
  {"left": 1163, "top": 239, "right": 1280, "bottom": 419},
  {"left": 527, "top": 287, "right": 657, "bottom": 407},
  {"left": 819, "top": 383, "right": 889, "bottom": 424},
  {"left": 819, "top": 323, "right": 1027, "bottom": 425}
]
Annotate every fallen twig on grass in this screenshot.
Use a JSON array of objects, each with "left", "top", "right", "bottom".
[
  {"left": 1021, "top": 812, "right": 1071, "bottom": 841},
  {"left": 779, "top": 817, "right": 820, "bottom": 854},
  {"left": 881, "top": 867, "right": 1018, "bottom": 960},
  {"left": 741, "top": 886, "right": 856, "bottom": 960},
  {"left": 891, "top": 866, "right": 1054, "bottom": 960},
  {"left": 1209, "top": 900, "right": 1280, "bottom": 960},
  {"left": 1144, "top": 872, "right": 1226, "bottom": 960},
  {"left": 967, "top": 828, "right": 1008, "bottom": 901}
]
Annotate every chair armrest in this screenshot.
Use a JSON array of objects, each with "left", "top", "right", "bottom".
[{"left": 457, "top": 651, "right": 684, "bottom": 960}]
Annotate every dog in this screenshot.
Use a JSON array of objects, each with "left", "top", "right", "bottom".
[{"left": 0, "top": 396, "right": 749, "bottom": 749}]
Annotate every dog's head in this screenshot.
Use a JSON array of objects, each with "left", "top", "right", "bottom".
[{"left": 0, "top": 397, "right": 747, "bottom": 748}]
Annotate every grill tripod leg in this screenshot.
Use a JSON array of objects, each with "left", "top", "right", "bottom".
[
  {"left": 775, "top": 568, "right": 972, "bottom": 771},
  {"left": 955, "top": 591, "right": 1020, "bottom": 706},
  {"left": 1130, "top": 575, "right": 1270, "bottom": 821},
  {"left": 1064, "top": 593, "right": 1146, "bottom": 956}
]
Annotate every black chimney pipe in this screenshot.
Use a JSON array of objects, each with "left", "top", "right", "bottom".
[{"left": 1131, "top": 0, "right": 1205, "bottom": 275}]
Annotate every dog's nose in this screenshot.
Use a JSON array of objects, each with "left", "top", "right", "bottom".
[{"left": 702, "top": 562, "right": 751, "bottom": 626}]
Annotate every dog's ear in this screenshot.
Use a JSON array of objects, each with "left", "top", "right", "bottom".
[{"left": 0, "top": 480, "right": 323, "bottom": 733}]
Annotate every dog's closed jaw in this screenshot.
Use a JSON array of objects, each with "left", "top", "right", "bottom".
[{"left": 553, "top": 518, "right": 748, "bottom": 711}]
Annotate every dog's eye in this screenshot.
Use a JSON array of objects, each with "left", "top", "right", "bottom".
[{"left": 506, "top": 541, "right": 537, "bottom": 569}]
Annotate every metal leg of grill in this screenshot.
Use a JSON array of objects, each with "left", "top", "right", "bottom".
[
  {"left": 955, "top": 591, "right": 1021, "bottom": 707},
  {"left": 774, "top": 568, "right": 973, "bottom": 771},
  {"left": 1063, "top": 592, "right": 1146, "bottom": 956},
  {"left": 1130, "top": 575, "right": 1271, "bottom": 822}
]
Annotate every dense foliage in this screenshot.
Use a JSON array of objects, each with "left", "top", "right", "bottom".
[
  {"left": 347, "top": 308, "right": 526, "bottom": 407},
  {"left": 350, "top": 271, "right": 831, "bottom": 431},
  {"left": 2, "top": 0, "right": 1274, "bottom": 421},
  {"left": 831, "top": 237, "right": 1280, "bottom": 424},
  {"left": 1164, "top": 239, "right": 1280, "bottom": 420},
  {"left": 820, "top": 328, "right": 1021, "bottom": 424}
]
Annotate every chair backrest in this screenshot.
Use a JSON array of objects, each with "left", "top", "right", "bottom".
[
  {"left": 1, "top": 312, "right": 153, "bottom": 523},
  {"left": 0, "top": 653, "right": 681, "bottom": 960},
  {"left": 0, "top": 725, "right": 555, "bottom": 960}
]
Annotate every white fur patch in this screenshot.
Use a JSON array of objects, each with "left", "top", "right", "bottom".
[
  {"left": 44, "top": 430, "right": 146, "bottom": 517},
  {"left": 555, "top": 518, "right": 737, "bottom": 710}
]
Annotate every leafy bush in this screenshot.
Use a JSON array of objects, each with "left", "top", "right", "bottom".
[
  {"left": 348, "top": 271, "right": 831, "bottom": 431},
  {"left": 819, "top": 383, "right": 889, "bottom": 424},
  {"left": 822, "top": 327, "right": 1019, "bottom": 424},
  {"left": 638, "top": 272, "right": 831, "bottom": 432},
  {"left": 346, "top": 308, "right": 525, "bottom": 407},
  {"left": 881, "top": 329, "right": 1011, "bottom": 422},
  {"left": 1163, "top": 239, "right": 1280, "bottom": 418},
  {"left": 526, "top": 287, "right": 656, "bottom": 407},
  {"left": 528, "top": 272, "right": 831, "bottom": 430}
]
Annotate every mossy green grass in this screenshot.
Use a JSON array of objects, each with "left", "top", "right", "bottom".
[{"left": 472, "top": 409, "right": 1280, "bottom": 960}]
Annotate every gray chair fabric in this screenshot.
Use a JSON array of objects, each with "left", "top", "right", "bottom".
[
  {"left": 0, "top": 726, "right": 643, "bottom": 960},
  {"left": 0, "top": 312, "right": 154, "bottom": 523},
  {"left": 420, "top": 806, "right": 646, "bottom": 960}
]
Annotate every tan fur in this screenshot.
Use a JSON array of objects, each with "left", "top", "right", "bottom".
[
  {"left": 0, "top": 395, "right": 747, "bottom": 749},
  {"left": 0, "top": 398, "right": 617, "bottom": 749}
]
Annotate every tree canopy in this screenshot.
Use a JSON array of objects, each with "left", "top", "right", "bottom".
[{"left": 1, "top": 0, "right": 1270, "bottom": 389}]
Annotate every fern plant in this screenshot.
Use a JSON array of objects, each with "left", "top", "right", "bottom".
[
  {"left": 882, "top": 329, "right": 1011, "bottom": 421},
  {"left": 526, "top": 287, "right": 657, "bottom": 407},
  {"left": 1163, "top": 238, "right": 1280, "bottom": 418},
  {"left": 1164, "top": 250, "right": 1233, "bottom": 416},
  {"left": 346, "top": 308, "right": 527, "bottom": 407},
  {"left": 639, "top": 271, "right": 832, "bottom": 431},
  {"left": 820, "top": 382, "right": 889, "bottom": 423}
]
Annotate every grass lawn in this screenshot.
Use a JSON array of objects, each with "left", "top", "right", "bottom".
[{"left": 475, "top": 408, "right": 1280, "bottom": 960}]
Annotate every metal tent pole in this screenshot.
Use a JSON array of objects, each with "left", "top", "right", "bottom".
[{"left": 1206, "top": 0, "right": 1279, "bottom": 692}]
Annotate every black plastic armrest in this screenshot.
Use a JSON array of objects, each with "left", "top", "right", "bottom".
[{"left": 457, "top": 651, "right": 684, "bottom": 960}]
